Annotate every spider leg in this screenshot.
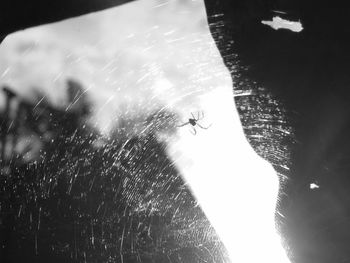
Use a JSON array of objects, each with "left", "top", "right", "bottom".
[
  {"left": 190, "top": 126, "right": 197, "bottom": 135},
  {"left": 177, "top": 121, "right": 190, "bottom": 128},
  {"left": 196, "top": 122, "right": 212, "bottom": 130},
  {"left": 197, "top": 111, "right": 204, "bottom": 121},
  {"left": 191, "top": 112, "right": 196, "bottom": 120}
]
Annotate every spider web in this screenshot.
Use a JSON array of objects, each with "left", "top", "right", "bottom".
[{"left": 0, "top": 88, "right": 228, "bottom": 263}]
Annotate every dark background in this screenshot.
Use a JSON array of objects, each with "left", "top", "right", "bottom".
[
  {"left": 204, "top": 1, "right": 350, "bottom": 263},
  {"left": 1, "top": 0, "right": 350, "bottom": 262}
]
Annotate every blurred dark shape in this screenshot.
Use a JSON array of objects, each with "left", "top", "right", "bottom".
[
  {"left": 0, "top": 80, "right": 91, "bottom": 167},
  {"left": 2, "top": 87, "right": 17, "bottom": 99},
  {"left": 67, "top": 79, "right": 91, "bottom": 117},
  {"left": 1, "top": 86, "right": 17, "bottom": 166}
]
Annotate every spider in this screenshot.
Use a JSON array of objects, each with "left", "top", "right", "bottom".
[{"left": 177, "top": 111, "right": 211, "bottom": 135}]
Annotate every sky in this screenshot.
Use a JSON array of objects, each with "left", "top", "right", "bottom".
[{"left": 0, "top": 0, "right": 226, "bottom": 134}]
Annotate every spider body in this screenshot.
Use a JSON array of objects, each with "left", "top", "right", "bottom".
[
  {"left": 177, "top": 112, "right": 211, "bottom": 135},
  {"left": 188, "top": 118, "right": 197, "bottom": 126}
]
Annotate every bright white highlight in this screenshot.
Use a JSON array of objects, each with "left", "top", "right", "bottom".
[
  {"left": 168, "top": 86, "right": 290, "bottom": 263},
  {"left": 310, "top": 183, "right": 320, "bottom": 189},
  {"left": 262, "top": 16, "right": 303, "bottom": 32}
]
